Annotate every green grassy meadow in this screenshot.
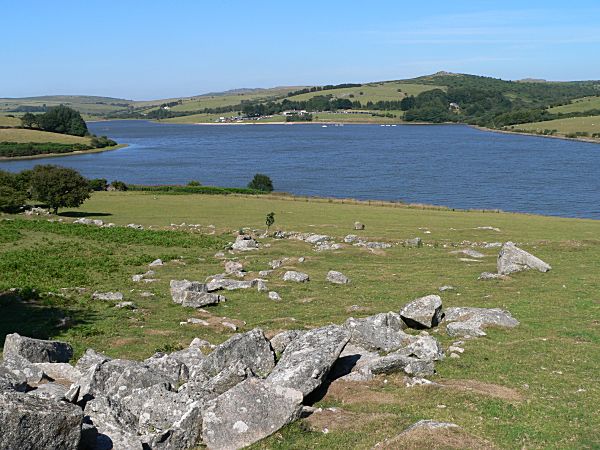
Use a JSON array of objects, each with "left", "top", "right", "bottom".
[
  {"left": 0, "top": 128, "right": 93, "bottom": 145},
  {"left": 548, "top": 96, "right": 600, "bottom": 114},
  {"left": 1, "top": 191, "right": 599, "bottom": 448},
  {"left": 510, "top": 115, "right": 600, "bottom": 137},
  {"left": 282, "top": 82, "right": 443, "bottom": 104}
]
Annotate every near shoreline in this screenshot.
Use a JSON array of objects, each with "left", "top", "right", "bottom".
[{"left": 0, "top": 144, "right": 129, "bottom": 161}]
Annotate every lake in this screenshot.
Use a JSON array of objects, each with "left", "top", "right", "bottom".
[{"left": 1, "top": 120, "right": 598, "bottom": 219}]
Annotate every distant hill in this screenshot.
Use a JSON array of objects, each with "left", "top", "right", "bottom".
[{"left": 2, "top": 73, "right": 600, "bottom": 138}]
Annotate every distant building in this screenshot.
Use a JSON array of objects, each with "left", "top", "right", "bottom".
[
  {"left": 449, "top": 102, "right": 460, "bottom": 111},
  {"left": 282, "top": 110, "right": 308, "bottom": 116}
]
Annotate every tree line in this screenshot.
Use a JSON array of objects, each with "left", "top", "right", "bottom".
[{"left": 20, "top": 105, "right": 89, "bottom": 136}]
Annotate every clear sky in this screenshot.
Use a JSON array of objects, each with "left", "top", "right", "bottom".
[{"left": 2, "top": 0, "right": 599, "bottom": 100}]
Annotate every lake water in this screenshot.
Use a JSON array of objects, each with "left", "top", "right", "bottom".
[{"left": 1, "top": 120, "right": 599, "bottom": 219}]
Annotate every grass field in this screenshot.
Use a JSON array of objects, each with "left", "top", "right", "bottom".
[
  {"left": 0, "top": 115, "right": 21, "bottom": 127},
  {"left": 0, "top": 128, "right": 92, "bottom": 144},
  {"left": 548, "top": 96, "right": 600, "bottom": 114},
  {"left": 509, "top": 115, "right": 600, "bottom": 137},
  {"left": 1, "top": 191, "right": 599, "bottom": 448},
  {"left": 0, "top": 95, "right": 133, "bottom": 116},
  {"left": 282, "top": 82, "right": 443, "bottom": 105}
]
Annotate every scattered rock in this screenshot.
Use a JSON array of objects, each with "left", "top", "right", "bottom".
[
  {"left": 282, "top": 271, "right": 309, "bottom": 283},
  {"left": 268, "top": 291, "right": 281, "bottom": 301},
  {"left": 304, "top": 234, "right": 330, "bottom": 244},
  {"left": 326, "top": 270, "right": 350, "bottom": 285},
  {"left": 451, "top": 249, "right": 485, "bottom": 258},
  {"left": 478, "top": 272, "right": 508, "bottom": 281},
  {"left": 445, "top": 307, "right": 519, "bottom": 337},
  {"left": 497, "top": 242, "right": 551, "bottom": 275},
  {"left": 404, "top": 237, "right": 422, "bottom": 247},
  {"left": 269, "top": 259, "right": 287, "bottom": 269},
  {"left": 206, "top": 278, "right": 259, "bottom": 291},
  {"left": 405, "top": 419, "right": 459, "bottom": 432},
  {"left": 232, "top": 235, "right": 259, "bottom": 251},
  {"left": 400, "top": 295, "right": 444, "bottom": 329},
  {"left": 115, "top": 301, "right": 137, "bottom": 310},
  {"left": 187, "top": 318, "right": 209, "bottom": 326},
  {"left": 91, "top": 291, "right": 123, "bottom": 302},
  {"left": 258, "top": 270, "right": 273, "bottom": 277},
  {"left": 149, "top": 258, "right": 164, "bottom": 267},
  {"left": 170, "top": 280, "right": 225, "bottom": 307},
  {"left": 126, "top": 223, "right": 144, "bottom": 230},
  {"left": 224, "top": 260, "right": 243, "bottom": 274},
  {"left": 438, "top": 285, "right": 455, "bottom": 292},
  {"left": 344, "top": 234, "right": 359, "bottom": 243},
  {"left": 354, "top": 222, "right": 365, "bottom": 230}
]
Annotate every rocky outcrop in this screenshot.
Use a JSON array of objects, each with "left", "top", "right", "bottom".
[
  {"left": 400, "top": 295, "right": 444, "bottom": 329},
  {"left": 202, "top": 378, "right": 303, "bottom": 450},
  {"left": 0, "top": 391, "right": 83, "bottom": 450},
  {"left": 267, "top": 325, "right": 349, "bottom": 397},
  {"left": 344, "top": 312, "right": 409, "bottom": 352},
  {"left": 497, "top": 242, "right": 551, "bottom": 275},
  {"left": 3, "top": 333, "right": 73, "bottom": 364}
]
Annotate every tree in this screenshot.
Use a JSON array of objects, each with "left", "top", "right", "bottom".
[
  {"left": 265, "top": 212, "right": 275, "bottom": 233},
  {"left": 248, "top": 174, "right": 273, "bottom": 192},
  {"left": 29, "top": 165, "right": 92, "bottom": 214},
  {"left": 36, "top": 105, "right": 89, "bottom": 136},
  {"left": 110, "top": 180, "right": 128, "bottom": 191},
  {"left": 89, "top": 178, "right": 108, "bottom": 191},
  {"left": 0, "top": 170, "right": 27, "bottom": 213},
  {"left": 20, "top": 112, "right": 37, "bottom": 128}
]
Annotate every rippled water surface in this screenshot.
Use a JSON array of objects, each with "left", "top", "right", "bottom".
[{"left": 1, "top": 120, "right": 598, "bottom": 219}]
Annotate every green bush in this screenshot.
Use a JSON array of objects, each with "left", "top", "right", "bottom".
[
  {"left": 89, "top": 178, "right": 108, "bottom": 191},
  {"left": 110, "top": 180, "right": 128, "bottom": 191},
  {"left": 29, "top": 165, "right": 92, "bottom": 214}
]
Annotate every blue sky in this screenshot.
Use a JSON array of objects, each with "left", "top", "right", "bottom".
[{"left": 2, "top": 0, "right": 599, "bottom": 99}]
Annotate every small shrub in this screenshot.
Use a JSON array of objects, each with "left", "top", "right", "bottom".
[
  {"left": 110, "top": 180, "right": 128, "bottom": 191},
  {"left": 248, "top": 173, "right": 274, "bottom": 192}
]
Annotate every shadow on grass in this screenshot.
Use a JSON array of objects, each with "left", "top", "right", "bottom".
[
  {"left": 0, "top": 291, "right": 95, "bottom": 349},
  {"left": 58, "top": 211, "right": 113, "bottom": 218}
]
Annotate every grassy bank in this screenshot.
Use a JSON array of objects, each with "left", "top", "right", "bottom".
[{"left": 1, "top": 191, "right": 599, "bottom": 448}]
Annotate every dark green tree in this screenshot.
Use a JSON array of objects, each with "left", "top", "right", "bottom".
[
  {"left": 89, "top": 178, "right": 108, "bottom": 191},
  {"left": 20, "top": 112, "right": 37, "bottom": 128},
  {"left": 36, "top": 105, "right": 89, "bottom": 136},
  {"left": 248, "top": 174, "right": 273, "bottom": 192},
  {"left": 110, "top": 180, "right": 128, "bottom": 191},
  {"left": 29, "top": 165, "right": 92, "bottom": 213},
  {"left": 265, "top": 212, "right": 275, "bottom": 233},
  {"left": 0, "top": 170, "right": 27, "bottom": 213}
]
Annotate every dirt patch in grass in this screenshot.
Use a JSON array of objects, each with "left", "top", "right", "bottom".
[
  {"left": 110, "top": 337, "right": 138, "bottom": 347},
  {"left": 144, "top": 329, "right": 175, "bottom": 336},
  {"left": 439, "top": 379, "right": 524, "bottom": 402},
  {"left": 304, "top": 407, "right": 395, "bottom": 432},
  {"left": 377, "top": 426, "right": 497, "bottom": 450},
  {"left": 326, "top": 380, "right": 399, "bottom": 405}
]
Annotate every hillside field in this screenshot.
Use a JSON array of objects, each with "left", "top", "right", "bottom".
[
  {"left": 548, "top": 96, "right": 600, "bottom": 114},
  {"left": 0, "top": 128, "right": 92, "bottom": 144},
  {"left": 510, "top": 116, "right": 600, "bottom": 137},
  {"left": 1, "top": 191, "right": 599, "bottom": 448}
]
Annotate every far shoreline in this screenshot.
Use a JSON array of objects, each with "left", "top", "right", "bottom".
[{"left": 85, "top": 118, "right": 600, "bottom": 144}]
